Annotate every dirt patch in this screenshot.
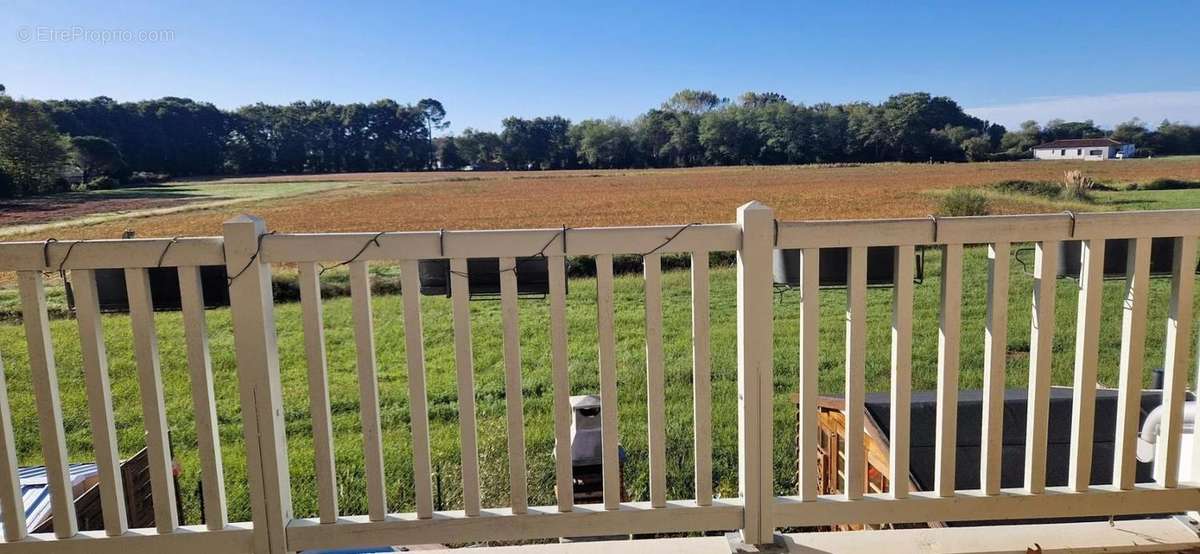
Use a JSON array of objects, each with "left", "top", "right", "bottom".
[{"left": 0, "top": 189, "right": 212, "bottom": 227}]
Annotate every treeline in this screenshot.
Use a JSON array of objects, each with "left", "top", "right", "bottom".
[
  {"left": 4, "top": 84, "right": 1200, "bottom": 197},
  {"left": 0, "top": 85, "right": 447, "bottom": 196},
  {"left": 443, "top": 91, "right": 1200, "bottom": 170},
  {"left": 40, "top": 96, "right": 446, "bottom": 176}
]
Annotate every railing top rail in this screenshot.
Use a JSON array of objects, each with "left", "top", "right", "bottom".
[
  {"left": 0, "top": 237, "right": 225, "bottom": 272},
  {"left": 776, "top": 208, "right": 1200, "bottom": 248},
  {"left": 260, "top": 222, "right": 740, "bottom": 263}
]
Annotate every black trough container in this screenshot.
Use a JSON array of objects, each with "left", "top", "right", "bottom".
[
  {"left": 1056, "top": 237, "right": 1200, "bottom": 280},
  {"left": 773, "top": 246, "right": 924, "bottom": 288},
  {"left": 418, "top": 257, "right": 552, "bottom": 297},
  {"left": 66, "top": 266, "right": 230, "bottom": 313}
]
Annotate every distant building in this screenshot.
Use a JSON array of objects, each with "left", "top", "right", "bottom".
[{"left": 1032, "top": 138, "right": 1134, "bottom": 160}]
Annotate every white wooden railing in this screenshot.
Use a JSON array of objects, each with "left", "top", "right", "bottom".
[{"left": 0, "top": 203, "right": 1197, "bottom": 553}]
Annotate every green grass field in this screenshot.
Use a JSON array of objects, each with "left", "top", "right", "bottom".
[{"left": 0, "top": 243, "right": 1196, "bottom": 524}]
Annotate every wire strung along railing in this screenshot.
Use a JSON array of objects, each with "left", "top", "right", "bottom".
[{"left": 0, "top": 204, "right": 1196, "bottom": 553}]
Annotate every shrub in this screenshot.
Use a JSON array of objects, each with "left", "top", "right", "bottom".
[
  {"left": 1062, "top": 170, "right": 1095, "bottom": 201},
  {"left": 1140, "top": 178, "right": 1200, "bottom": 191},
  {"left": 938, "top": 188, "right": 990, "bottom": 216},
  {"left": 991, "top": 179, "right": 1062, "bottom": 198},
  {"left": 71, "top": 175, "right": 120, "bottom": 192},
  {"left": 127, "top": 171, "right": 171, "bottom": 185}
]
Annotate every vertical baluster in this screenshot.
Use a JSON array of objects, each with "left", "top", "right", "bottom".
[
  {"left": 798, "top": 248, "right": 820, "bottom": 501},
  {"left": 298, "top": 263, "right": 338, "bottom": 523},
  {"left": 449, "top": 258, "right": 481, "bottom": 516},
  {"left": 179, "top": 267, "right": 228, "bottom": 529},
  {"left": 844, "top": 247, "right": 868, "bottom": 500},
  {"left": 125, "top": 268, "right": 178, "bottom": 532},
  {"left": 1024, "top": 241, "right": 1060, "bottom": 494},
  {"left": 19, "top": 272, "right": 78, "bottom": 538},
  {"left": 1114, "top": 238, "right": 1151, "bottom": 489},
  {"left": 981, "top": 242, "right": 1010, "bottom": 496},
  {"left": 499, "top": 257, "right": 527, "bottom": 513},
  {"left": 936, "top": 243, "right": 963, "bottom": 498},
  {"left": 0, "top": 353, "right": 25, "bottom": 542},
  {"left": 349, "top": 261, "right": 387, "bottom": 520},
  {"left": 890, "top": 245, "right": 915, "bottom": 499},
  {"left": 691, "top": 251, "right": 713, "bottom": 506},
  {"left": 1159, "top": 236, "right": 1197, "bottom": 488},
  {"left": 1069, "top": 240, "right": 1105, "bottom": 491},
  {"left": 547, "top": 254, "right": 573, "bottom": 512},
  {"left": 400, "top": 260, "right": 433, "bottom": 518},
  {"left": 72, "top": 269, "right": 128, "bottom": 535},
  {"left": 644, "top": 253, "right": 667, "bottom": 508},
  {"left": 595, "top": 254, "right": 621, "bottom": 510}
]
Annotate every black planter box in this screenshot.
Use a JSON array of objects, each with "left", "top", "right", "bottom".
[
  {"left": 1057, "top": 238, "right": 1199, "bottom": 279},
  {"left": 773, "top": 246, "right": 924, "bottom": 288},
  {"left": 418, "top": 257, "right": 551, "bottom": 297},
  {"left": 67, "top": 266, "right": 230, "bottom": 313}
]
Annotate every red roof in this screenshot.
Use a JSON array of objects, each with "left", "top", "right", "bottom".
[{"left": 1032, "top": 138, "right": 1124, "bottom": 149}]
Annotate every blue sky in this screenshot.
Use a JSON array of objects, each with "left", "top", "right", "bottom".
[{"left": 3, "top": 1, "right": 1198, "bottom": 132}]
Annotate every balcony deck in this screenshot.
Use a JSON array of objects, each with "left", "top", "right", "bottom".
[{"left": 461, "top": 518, "right": 1200, "bottom": 553}]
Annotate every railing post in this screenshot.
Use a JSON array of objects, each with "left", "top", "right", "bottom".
[
  {"left": 736, "top": 201, "right": 775, "bottom": 544},
  {"left": 224, "top": 215, "right": 292, "bottom": 554}
]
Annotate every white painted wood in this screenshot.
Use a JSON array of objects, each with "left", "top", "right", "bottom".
[
  {"left": 399, "top": 260, "right": 434, "bottom": 519},
  {"left": 349, "top": 261, "right": 387, "bottom": 521},
  {"left": 781, "top": 518, "right": 1200, "bottom": 554},
  {"left": 1113, "top": 237, "right": 1151, "bottom": 490},
  {"left": 777, "top": 219, "right": 935, "bottom": 249},
  {"left": 773, "top": 485, "right": 1200, "bottom": 528},
  {"left": 260, "top": 224, "right": 741, "bottom": 264},
  {"left": 71, "top": 269, "right": 128, "bottom": 536},
  {"left": 124, "top": 267, "right": 179, "bottom": 533},
  {"left": 690, "top": 251, "right": 713, "bottom": 507},
  {"left": 981, "top": 242, "right": 1010, "bottom": 497},
  {"left": 287, "top": 500, "right": 744, "bottom": 550},
  {"left": 547, "top": 255, "right": 573, "bottom": 512},
  {"left": 736, "top": 202, "right": 775, "bottom": 543},
  {"left": 0, "top": 353, "right": 26, "bottom": 542},
  {"left": 936, "top": 244, "right": 963, "bottom": 498},
  {"left": 771, "top": 209, "right": 1200, "bottom": 250},
  {"left": 890, "top": 245, "right": 914, "bottom": 500},
  {"left": 797, "top": 248, "right": 819, "bottom": 502},
  {"left": 1159, "top": 236, "right": 1196, "bottom": 488},
  {"left": 0, "top": 524, "right": 255, "bottom": 554},
  {"left": 18, "top": 271, "right": 77, "bottom": 539},
  {"left": 178, "top": 267, "right": 228, "bottom": 529},
  {"left": 844, "top": 246, "right": 867, "bottom": 501},
  {"left": 1068, "top": 240, "right": 1105, "bottom": 492},
  {"left": 0, "top": 237, "right": 225, "bottom": 272},
  {"left": 499, "top": 257, "right": 527, "bottom": 513},
  {"left": 643, "top": 253, "right": 667, "bottom": 508},
  {"left": 297, "top": 262, "right": 338, "bottom": 523},
  {"left": 1072, "top": 210, "right": 1200, "bottom": 240},
  {"left": 1024, "top": 241, "right": 1060, "bottom": 494},
  {"left": 222, "top": 215, "right": 292, "bottom": 554},
  {"left": 449, "top": 257, "right": 482, "bottom": 516},
  {"left": 594, "top": 254, "right": 621, "bottom": 511}
]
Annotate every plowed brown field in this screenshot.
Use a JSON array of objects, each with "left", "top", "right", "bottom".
[{"left": 9, "top": 158, "right": 1200, "bottom": 241}]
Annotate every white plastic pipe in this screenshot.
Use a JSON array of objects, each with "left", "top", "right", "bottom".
[{"left": 1136, "top": 401, "right": 1197, "bottom": 462}]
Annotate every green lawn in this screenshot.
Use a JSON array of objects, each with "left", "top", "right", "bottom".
[{"left": 0, "top": 243, "right": 1197, "bottom": 525}]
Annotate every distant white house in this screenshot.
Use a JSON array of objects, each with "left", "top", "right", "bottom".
[{"left": 1032, "top": 138, "right": 1134, "bottom": 160}]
